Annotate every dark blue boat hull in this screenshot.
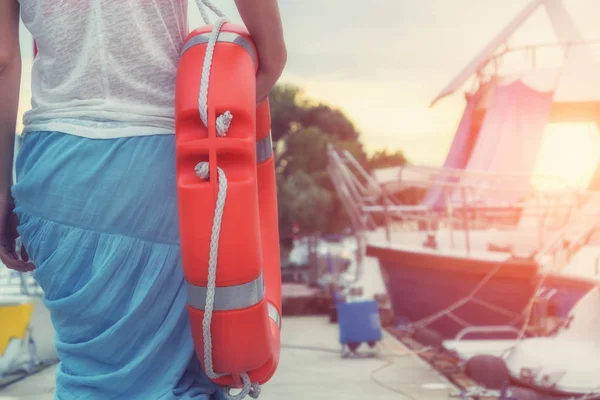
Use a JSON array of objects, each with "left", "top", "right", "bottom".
[{"left": 368, "top": 245, "right": 594, "bottom": 339}]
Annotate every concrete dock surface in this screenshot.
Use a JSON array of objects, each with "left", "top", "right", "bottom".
[{"left": 0, "top": 316, "right": 458, "bottom": 399}]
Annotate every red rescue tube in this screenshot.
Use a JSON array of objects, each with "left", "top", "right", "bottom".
[{"left": 175, "top": 23, "right": 281, "bottom": 388}]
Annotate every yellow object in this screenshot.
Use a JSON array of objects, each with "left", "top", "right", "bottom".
[{"left": 0, "top": 301, "right": 34, "bottom": 356}]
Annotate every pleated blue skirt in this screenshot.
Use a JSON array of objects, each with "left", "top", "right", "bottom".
[{"left": 11, "top": 131, "right": 225, "bottom": 400}]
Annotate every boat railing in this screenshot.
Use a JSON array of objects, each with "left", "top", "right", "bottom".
[
  {"left": 478, "top": 39, "right": 600, "bottom": 86},
  {"left": 327, "top": 146, "right": 590, "bottom": 257},
  {"left": 534, "top": 191, "right": 600, "bottom": 268}
]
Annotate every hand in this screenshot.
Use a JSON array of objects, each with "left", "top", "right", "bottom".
[
  {"left": 234, "top": 0, "right": 287, "bottom": 103},
  {"left": 0, "top": 196, "right": 34, "bottom": 272},
  {"left": 255, "top": 42, "right": 287, "bottom": 103}
]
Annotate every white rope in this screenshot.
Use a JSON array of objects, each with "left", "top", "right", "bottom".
[
  {"left": 411, "top": 260, "right": 508, "bottom": 329},
  {"left": 195, "top": 163, "right": 261, "bottom": 400},
  {"left": 193, "top": 1, "right": 261, "bottom": 399},
  {"left": 194, "top": 0, "right": 227, "bottom": 24},
  {"left": 197, "top": 16, "right": 232, "bottom": 138}
]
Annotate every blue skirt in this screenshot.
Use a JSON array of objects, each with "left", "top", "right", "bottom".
[{"left": 11, "top": 131, "right": 225, "bottom": 400}]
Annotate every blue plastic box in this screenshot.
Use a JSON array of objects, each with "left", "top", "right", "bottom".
[{"left": 337, "top": 300, "right": 383, "bottom": 345}]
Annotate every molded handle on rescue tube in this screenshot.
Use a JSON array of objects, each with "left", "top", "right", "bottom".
[{"left": 175, "top": 23, "right": 282, "bottom": 388}]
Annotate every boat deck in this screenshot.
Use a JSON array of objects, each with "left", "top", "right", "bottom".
[
  {"left": 0, "top": 316, "right": 459, "bottom": 400},
  {"left": 366, "top": 227, "right": 533, "bottom": 260}
]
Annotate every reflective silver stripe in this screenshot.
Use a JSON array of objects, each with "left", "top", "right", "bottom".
[
  {"left": 187, "top": 273, "right": 264, "bottom": 311},
  {"left": 181, "top": 32, "right": 257, "bottom": 67},
  {"left": 267, "top": 302, "right": 281, "bottom": 330},
  {"left": 256, "top": 132, "right": 273, "bottom": 164}
]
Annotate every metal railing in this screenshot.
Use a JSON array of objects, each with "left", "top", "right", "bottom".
[
  {"left": 328, "top": 145, "right": 600, "bottom": 345},
  {"left": 477, "top": 40, "right": 600, "bottom": 89},
  {"left": 327, "top": 146, "right": 600, "bottom": 261}
]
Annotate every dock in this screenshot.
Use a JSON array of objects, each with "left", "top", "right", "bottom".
[{"left": 0, "top": 316, "right": 458, "bottom": 399}]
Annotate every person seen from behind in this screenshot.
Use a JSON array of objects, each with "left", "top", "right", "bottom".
[{"left": 0, "top": 1, "right": 286, "bottom": 398}]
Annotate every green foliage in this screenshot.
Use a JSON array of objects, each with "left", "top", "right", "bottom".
[
  {"left": 268, "top": 84, "right": 409, "bottom": 244},
  {"left": 279, "top": 127, "right": 330, "bottom": 176},
  {"left": 277, "top": 170, "right": 333, "bottom": 234},
  {"left": 269, "top": 85, "right": 366, "bottom": 240},
  {"left": 269, "top": 83, "right": 363, "bottom": 142},
  {"left": 368, "top": 149, "right": 408, "bottom": 169},
  {"left": 269, "top": 84, "right": 305, "bottom": 142},
  {"left": 300, "top": 105, "right": 360, "bottom": 142}
]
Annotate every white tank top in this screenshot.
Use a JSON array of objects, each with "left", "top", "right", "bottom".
[{"left": 19, "top": 0, "right": 189, "bottom": 138}]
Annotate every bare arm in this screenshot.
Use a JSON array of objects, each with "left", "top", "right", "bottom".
[
  {"left": 234, "top": 0, "right": 287, "bottom": 102},
  {"left": 0, "top": 0, "right": 31, "bottom": 272},
  {"left": 0, "top": 0, "right": 21, "bottom": 200}
]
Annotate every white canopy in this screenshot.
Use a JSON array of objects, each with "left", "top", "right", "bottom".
[
  {"left": 430, "top": 0, "right": 594, "bottom": 107},
  {"left": 497, "top": 61, "right": 600, "bottom": 103}
]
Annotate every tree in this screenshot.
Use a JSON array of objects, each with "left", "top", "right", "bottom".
[
  {"left": 269, "top": 84, "right": 308, "bottom": 141},
  {"left": 269, "top": 85, "right": 365, "bottom": 146},
  {"left": 277, "top": 170, "right": 333, "bottom": 235},
  {"left": 275, "top": 126, "right": 346, "bottom": 239},
  {"left": 268, "top": 84, "right": 377, "bottom": 248},
  {"left": 300, "top": 105, "right": 361, "bottom": 142},
  {"left": 278, "top": 127, "right": 330, "bottom": 177},
  {"left": 368, "top": 149, "right": 408, "bottom": 169}
]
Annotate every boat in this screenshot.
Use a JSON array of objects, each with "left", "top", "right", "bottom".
[
  {"left": 327, "top": 3, "right": 600, "bottom": 397},
  {"left": 327, "top": 1, "right": 600, "bottom": 396},
  {"left": 327, "top": 0, "right": 600, "bottom": 341}
]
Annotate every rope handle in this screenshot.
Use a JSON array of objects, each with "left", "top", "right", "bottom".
[
  {"left": 194, "top": 0, "right": 227, "bottom": 24},
  {"left": 197, "top": 16, "right": 231, "bottom": 138}
]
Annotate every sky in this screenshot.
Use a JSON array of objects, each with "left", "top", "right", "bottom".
[{"left": 17, "top": 0, "right": 600, "bottom": 167}]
